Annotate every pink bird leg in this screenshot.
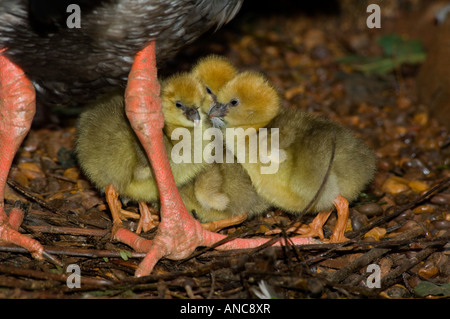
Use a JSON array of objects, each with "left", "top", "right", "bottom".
[{"left": 0, "top": 49, "right": 44, "bottom": 259}]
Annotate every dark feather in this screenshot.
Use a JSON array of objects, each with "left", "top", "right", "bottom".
[{"left": 0, "top": 0, "right": 243, "bottom": 107}]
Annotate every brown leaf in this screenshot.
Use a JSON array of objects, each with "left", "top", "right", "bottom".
[{"left": 17, "top": 162, "right": 45, "bottom": 180}]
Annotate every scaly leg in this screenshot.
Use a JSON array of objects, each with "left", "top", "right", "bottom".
[
  {"left": 115, "top": 42, "right": 317, "bottom": 277},
  {"left": 105, "top": 184, "right": 128, "bottom": 233},
  {"left": 296, "top": 210, "right": 332, "bottom": 240},
  {"left": 329, "top": 195, "right": 350, "bottom": 243},
  {"left": 105, "top": 184, "right": 158, "bottom": 234},
  {"left": 290, "top": 196, "right": 350, "bottom": 242},
  {"left": 268, "top": 196, "right": 350, "bottom": 243},
  {"left": 0, "top": 50, "right": 43, "bottom": 259},
  {"left": 136, "top": 201, "right": 158, "bottom": 234},
  {"left": 116, "top": 227, "right": 319, "bottom": 254}
]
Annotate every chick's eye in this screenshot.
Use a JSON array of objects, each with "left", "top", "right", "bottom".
[
  {"left": 175, "top": 101, "right": 184, "bottom": 109},
  {"left": 205, "top": 86, "right": 212, "bottom": 95},
  {"left": 230, "top": 98, "right": 239, "bottom": 107}
]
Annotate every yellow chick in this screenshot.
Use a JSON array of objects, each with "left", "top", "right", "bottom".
[
  {"left": 75, "top": 73, "right": 213, "bottom": 233},
  {"left": 177, "top": 55, "right": 271, "bottom": 229},
  {"left": 191, "top": 54, "right": 239, "bottom": 129},
  {"left": 210, "top": 71, "right": 377, "bottom": 242},
  {"left": 185, "top": 54, "right": 239, "bottom": 214},
  {"left": 191, "top": 54, "right": 238, "bottom": 97},
  {"left": 179, "top": 161, "right": 271, "bottom": 228}
]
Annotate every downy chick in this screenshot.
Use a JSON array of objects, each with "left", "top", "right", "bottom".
[
  {"left": 75, "top": 73, "right": 213, "bottom": 233},
  {"left": 179, "top": 159, "right": 271, "bottom": 226},
  {"left": 191, "top": 54, "right": 239, "bottom": 127},
  {"left": 179, "top": 55, "right": 271, "bottom": 226},
  {"left": 210, "top": 71, "right": 377, "bottom": 242},
  {"left": 191, "top": 54, "right": 238, "bottom": 98}
]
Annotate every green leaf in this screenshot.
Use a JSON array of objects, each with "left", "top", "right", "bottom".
[
  {"left": 338, "top": 33, "right": 426, "bottom": 75},
  {"left": 49, "top": 265, "right": 64, "bottom": 274},
  {"left": 377, "top": 34, "right": 403, "bottom": 56},
  {"left": 414, "top": 281, "right": 450, "bottom": 297},
  {"left": 396, "top": 52, "right": 426, "bottom": 65},
  {"left": 119, "top": 250, "right": 132, "bottom": 261},
  {"left": 377, "top": 34, "right": 425, "bottom": 57},
  {"left": 355, "top": 57, "right": 396, "bottom": 75}
]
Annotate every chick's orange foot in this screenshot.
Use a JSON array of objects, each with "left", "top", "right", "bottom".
[
  {"left": 105, "top": 184, "right": 157, "bottom": 234},
  {"left": 201, "top": 213, "right": 248, "bottom": 232},
  {"left": 295, "top": 210, "right": 332, "bottom": 240},
  {"left": 329, "top": 195, "right": 350, "bottom": 243},
  {"left": 295, "top": 196, "right": 350, "bottom": 243}
]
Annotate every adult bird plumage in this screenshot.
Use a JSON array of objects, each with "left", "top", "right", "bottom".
[
  {"left": 0, "top": 0, "right": 244, "bottom": 269},
  {"left": 0, "top": 0, "right": 243, "bottom": 107}
]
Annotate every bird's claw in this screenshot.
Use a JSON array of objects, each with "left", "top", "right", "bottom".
[
  {"left": 114, "top": 215, "right": 215, "bottom": 276},
  {"left": 115, "top": 212, "right": 319, "bottom": 277},
  {"left": 0, "top": 208, "right": 44, "bottom": 260}
]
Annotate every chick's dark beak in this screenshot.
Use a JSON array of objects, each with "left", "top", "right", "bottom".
[
  {"left": 208, "top": 102, "right": 229, "bottom": 119},
  {"left": 184, "top": 107, "right": 200, "bottom": 122}
]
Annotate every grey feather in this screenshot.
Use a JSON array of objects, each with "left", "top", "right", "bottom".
[{"left": 0, "top": 0, "right": 243, "bottom": 107}]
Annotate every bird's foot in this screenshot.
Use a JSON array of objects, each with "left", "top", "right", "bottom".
[
  {"left": 284, "top": 196, "right": 351, "bottom": 243},
  {"left": 288, "top": 210, "right": 332, "bottom": 240},
  {"left": 328, "top": 229, "right": 350, "bottom": 243},
  {"left": 328, "top": 195, "right": 350, "bottom": 243},
  {"left": 0, "top": 207, "right": 43, "bottom": 259},
  {"left": 0, "top": 50, "right": 43, "bottom": 261},
  {"left": 201, "top": 213, "right": 248, "bottom": 232},
  {"left": 114, "top": 208, "right": 318, "bottom": 277},
  {"left": 106, "top": 184, "right": 129, "bottom": 235},
  {"left": 265, "top": 222, "right": 311, "bottom": 236},
  {"left": 294, "top": 224, "right": 328, "bottom": 240},
  {"left": 105, "top": 185, "right": 158, "bottom": 235},
  {"left": 136, "top": 201, "right": 159, "bottom": 234},
  {"left": 114, "top": 209, "right": 211, "bottom": 276},
  {"left": 114, "top": 228, "right": 153, "bottom": 253}
]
